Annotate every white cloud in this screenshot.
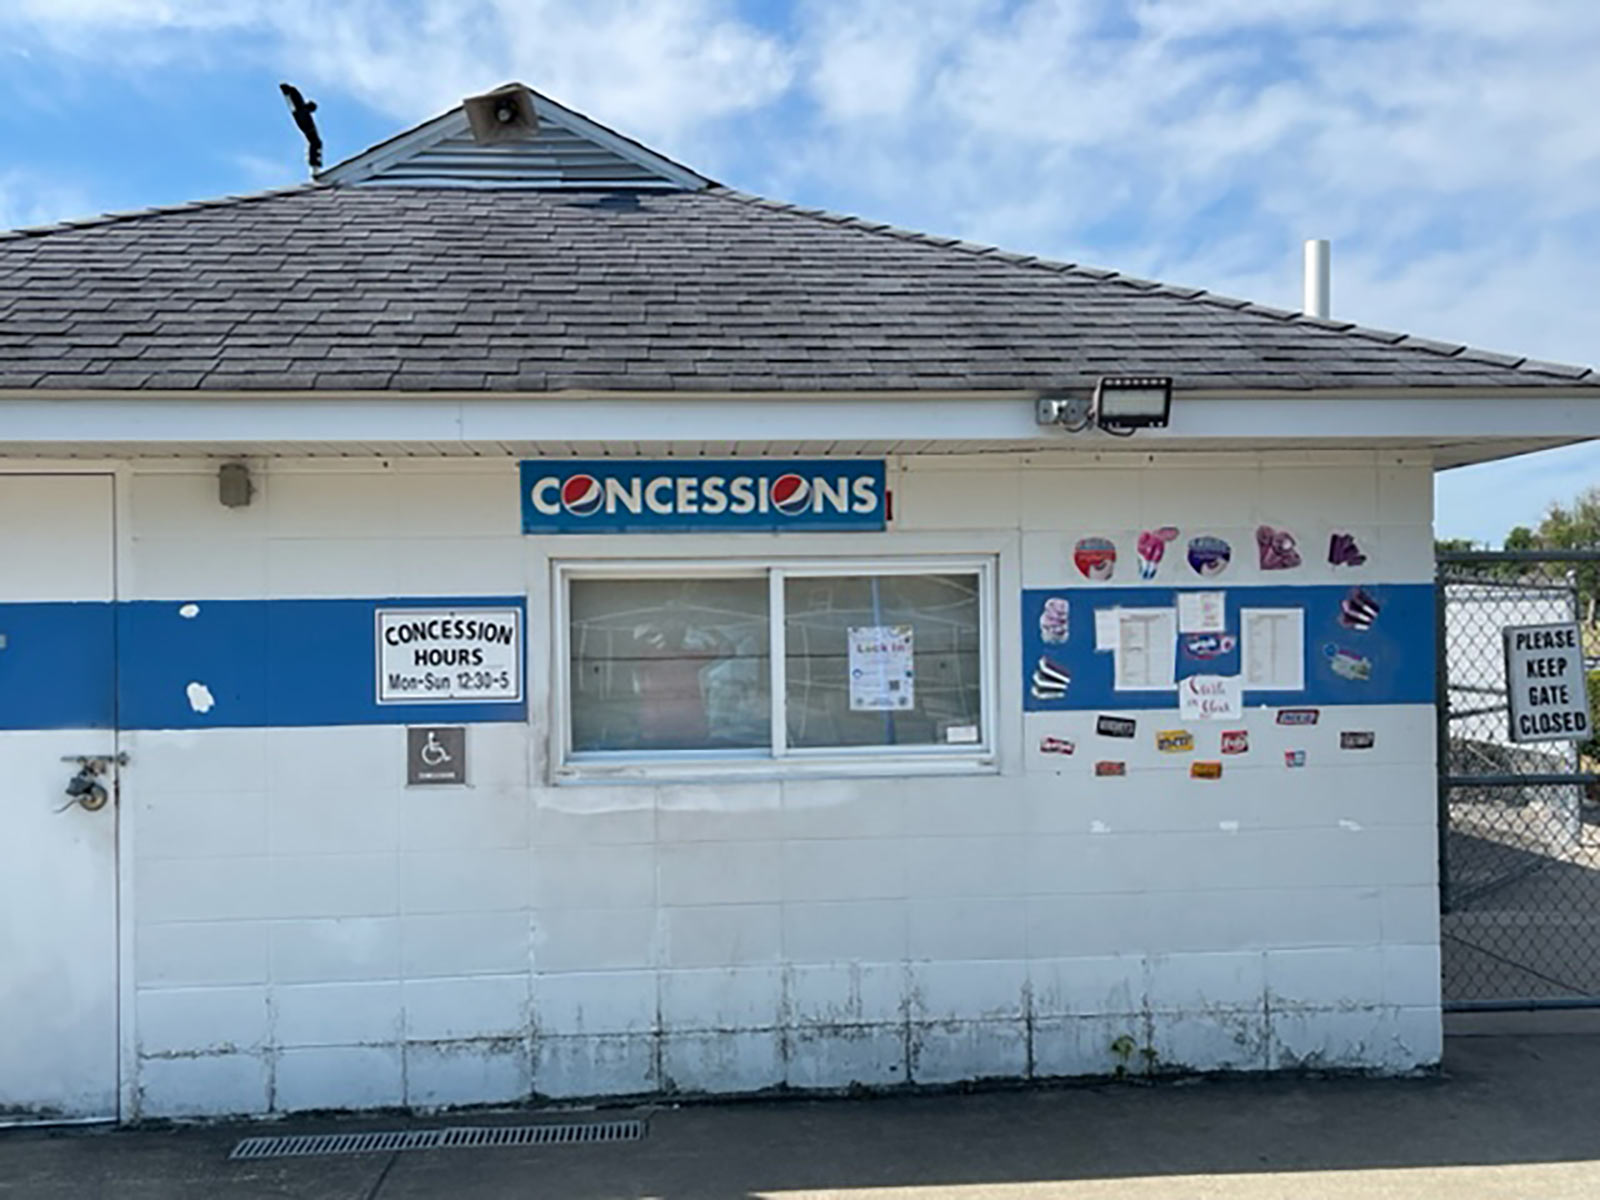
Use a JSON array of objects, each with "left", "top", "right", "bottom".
[{"left": 0, "top": 170, "right": 93, "bottom": 230}]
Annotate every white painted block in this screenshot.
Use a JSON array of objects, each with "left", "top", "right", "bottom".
[
  {"left": 788, "top": 962, "right": 905, "bottom": 1028},
  {"left": 128, "top": 536, "right": 271, "bottom": 600},
  {"left": 136, "top": 986, "right": 270, "bottom": 1056},
  {"left": 1270, "top": 1006, "right": 1400, "bottom": 1071},
  {"left": 896, "top": 469, "right": 1019, "bottom": 530},
  {"left": 1143, "top": 886, "right": 1381, "bottom": 955},
  {"left": 903, "top": 774, "right": 1028, "bottom": 836},
  {"left": 1380, "top": 886, "right": 1440, "bottom": 945},
  {"left": 658, "top": 841, "right": 784, "bottom": 906},
  {"left": 1030, "top": 955, "right": 1144, "bottom": 1018},
  {"left": 531, "top": 907, "right": 657, "bottom": 971},
  {"left": 659, "top": 966, "right": 784, "bottom": 1032},
  {"left": 121, "top": 729, "right": 270, "bottom": 795},
  {"left": 780, "top": 779, "right": 904, "bottom": 840},
  {"left": 530, "top": 843, "right": 656, "bottom": 909},
  {"left": 1153, "top": 1010, "right": 1270, "bottom": 1073},
  {"left": 781, "top": 900, "right": 908, "bottom": 963},
  {"left": 405, "top": 1040, "right": 532, "bottom": 1109},
  {"left": 266, "top": 537, "right": 405, "bottom": 598},
  {"left": 1032, "top": 1014, "right": 1139, "bottom": 1079},
  {"left": 1266, "top": 947, "right": 1385, "bottom": 1008},
  {"left": 786, "top": 1026, "right": 906, "bottom": 1089},
  {"left": 264, "top": 726, "right": 401, "bottom": 798},
  {"left": 129, "top": 471, "right": 268, "bottom": 541},
  {"left": 401, "top": 787, "right": 529, "bottom": 851},
  {"left": 1142, "top": 468, "right": 1259, "bottom": 526},
  {"left": 904, "top": 836, "right": 1027, "bottom": 899},
  {"left": 910, "top": 1019, "right": 1027, "bottom": 1084},
  {"left": 662, "top": 904, "right": 783, "bottom": 968},
  {"left": 136, "top": 921, "right": 270, "bottom": 987},
  {"left": 274, "top": 981, "right": 403, "bottom": 1047},
  {"left": 908, "top": 960, "right": 1028, "bottom": 1021},
  {"left": 1027, "top": 893, "right": 1151, "bottom": 958},
  {"left": 269, "top": 917, "right": 401, "bottom": 984},
  {"left": 137, "top": 1052, "right": 270, "bottom": 1119},
  {"left": 1144, "top": 951, "right": 1267, "bottom": 1013},
  {"left": 534, "top": 1034, "right": 656, "bottom": 1099},
  {"left": 1381, "top": 943, "right": 1442, "bottom": 1008},
  {"left": 133, "top": 789, "right": 268, "bottom": 861},
  {"left": 532, "top": 787, "right": 657, "bottom": 845},
  {"left": 1020, "top": 469, "right": 1139, "bottom": 532},
  {"left": 403, "top": 975, "right": 531, "bottom": 1042},
  {"left": 658, "top": 782, "right": 784, "bottom": 843},
  {"left": 135, "top": 856, "right": 275, "bottom": 924},
  {"left": 267, "top": 854, "right": 399, "bottom": 920},
  {"left": 781, "top": 838, "right": 907, "bottom": 903},
  {"left": 400, "top": 849, "right": 529, "bottom": 915},
  {"left": 268, "top": 787, "right": 402, "bottom": 857},
  {"left": 908, "top": 897, "right": 1026, "bottom": 960},
  {"left": 1259, "top": 466, "right": 1378, "bottom": 526},
  {"left": 1388, "top": 1005, "right": 1444, "bottom": 1067},
  {"left": 275, "top": 1045, "right": 405, "bottom": 1111},
  {"left": 660, "top": 1030, "right": 783, "bottom": 1094},
  {"left": 401, "top": 912, "right": 530, "bottom": 978},
  {"left": 533, "top": 971, "right": 657, "bottom": 1036},
  {"left": 1377, "top": 465, "right": 1433, "bottom": 522}
]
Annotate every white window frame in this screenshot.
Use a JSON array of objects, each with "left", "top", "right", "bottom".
[{"left": 552, "top": 555, "right": 997, "bottom": 783}]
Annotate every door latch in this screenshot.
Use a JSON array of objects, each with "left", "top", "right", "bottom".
[{"left": 57, "top": 753, "right": 128, "bottom": 813}]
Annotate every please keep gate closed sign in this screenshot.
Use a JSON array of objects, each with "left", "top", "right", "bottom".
[{"left": 1503, "top": 622, "right": 1591, "bottom": 742}]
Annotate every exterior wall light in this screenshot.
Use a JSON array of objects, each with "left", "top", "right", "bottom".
[
  {"left": 219, "top": 462, "right": 255, "bottom": 508},
  {"left": 1093, "top": 375, "right": 1173, "bottom": 433}
]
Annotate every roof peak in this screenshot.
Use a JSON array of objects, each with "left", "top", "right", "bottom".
[{"left": 318, "top": 85, "right": 712, "bottom": 192}]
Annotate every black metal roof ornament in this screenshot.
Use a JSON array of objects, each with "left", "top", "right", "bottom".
[{"left": 279, "top": 82, "right": 323, "bottom": 172}]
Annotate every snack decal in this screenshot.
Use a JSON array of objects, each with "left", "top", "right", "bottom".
[
  {"left": 1190, "top": 761, "right": 1223, "bottom": 780},
  {"left": 1040, "top": 736, "right": 1076, "bottom": 755},
  {"left": 1097, "top": 715, "right": 1137, "bottom": 738},
  {"left": 1220, "top": 730, "right": 1249, "bottom": 754},
  {"left": 1156, "top": 729, "right": 1195, "bottom": 753},
  {"left": 1340, "top": 730, "right": 1376, "bottom": 750},
  {"left": 1095, "top": 760, "right": 1127, "bottom": 777},
  {"left": 1277, "top": 708, "right": 1320, "bottom": 726}
]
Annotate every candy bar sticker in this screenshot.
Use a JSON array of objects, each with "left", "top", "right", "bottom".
[
  {"left": 1325, "top": 643, "right": 1372, "bottom": 682},
  {"left": 1074, "top": 537, "right": 1117, "bottom": 581},
  {"left": 1156, "top": 729, "right": 1195, "bottom": 753},
  {"left": 1097, "top": 715, "right": 1137, "bottom": 738},
  {"left": 1031, "top": 656, "right": 1071, "bottom": 701},
  {"left": 1136, "top": 526, "right": 1180, "bottom": 580},
  {"left": 1095, "top": 760, "right": 1127, "bottom": 777},
  {"left": 1220, "top": 730, "right": 1249, "bottom": 754},
  {"left": 1190, "top": 761, "right": 1223, "bottom": 780},
  {"left": 1187, "top": 535, "right": 1231, "bottom": 578},
  {"left": 1276, "top": 708, "right": 1320, "bottom": 726},
  {"left": 1256, "top": 524, "right": 1302, "bottom": 570},
  {"left": 1039, "top": 596, "right": 1070, "bottom": 643},
  {"left": 1181, "top": 633, "right": 1237, "bottom": 660},
  {"left": 1040, "top": 735, "right": 1076, "bottom": 755},
  {"left": 1328, "top": 531, "right": 1368, "bottom": 568},
  {"left": 1340, "top": 730, "right": 1376, "bottom": 750},
  {"left": 1284, "top": 749, "right": 1306, "bottom": 767},
  {"left": 1339, "top": 587, "right": 1380, "bottom": 631}
]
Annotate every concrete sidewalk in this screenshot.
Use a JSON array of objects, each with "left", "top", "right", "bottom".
[{"left": 4, "top": 1031, "right": 1600, "bottom": 1199}]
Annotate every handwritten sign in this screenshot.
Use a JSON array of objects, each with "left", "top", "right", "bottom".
[{"left": 1179, "top": 674, "right": 1242, "bottom": 721}]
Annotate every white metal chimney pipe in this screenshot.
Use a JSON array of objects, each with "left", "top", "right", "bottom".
[{"left": 1303, "top": 239, "right": 1331, "bottom": 319}]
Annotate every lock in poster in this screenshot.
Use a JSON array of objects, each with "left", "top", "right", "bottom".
[{"left": 848, "top": 624, "right": 915, "bottom": 711}]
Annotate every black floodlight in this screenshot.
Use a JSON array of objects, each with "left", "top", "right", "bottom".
[{"left": 1093, "top": 375, "right": 1173, "bottom": 432}]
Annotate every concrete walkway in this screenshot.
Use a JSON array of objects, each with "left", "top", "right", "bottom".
[{"left": 5, "top": 1030, "right": 1600, "bottom": 1199}]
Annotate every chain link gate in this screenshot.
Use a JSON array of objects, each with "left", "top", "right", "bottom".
[{"left": 1438, "top": 550, "right": 1600, "bottom": 1009}]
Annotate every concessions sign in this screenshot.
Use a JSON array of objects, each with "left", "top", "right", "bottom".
[{"left": 521, "top": 460, "right": 887, "bottom": 533}]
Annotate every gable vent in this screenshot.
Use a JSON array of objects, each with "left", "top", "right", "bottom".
[{"left": 321, "top": 86, "right": 709, "bottom": 192}]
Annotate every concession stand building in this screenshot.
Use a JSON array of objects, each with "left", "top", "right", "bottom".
[{"left": 2, "top": 85, "right": 1598, "bottom": 1122}]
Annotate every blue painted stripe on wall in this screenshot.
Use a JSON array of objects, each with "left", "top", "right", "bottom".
[
  {"left": 0, "top": 597, "right": 528, "bottom": 732},
  {"left": 0, "top": 602, "right": 116, "bottom": 730},
  {"left": 1021, "top": 583, "right": 1434, "bottom": 712}
]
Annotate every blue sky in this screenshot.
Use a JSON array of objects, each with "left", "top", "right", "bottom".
[{"left": 3, "top": 0, "right": 1597, "bottom": 544}]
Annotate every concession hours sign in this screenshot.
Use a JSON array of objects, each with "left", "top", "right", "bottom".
[
  {"left": 1503, "top": 622, "right": 1591, "bottom": 742},
  {"left": 377, "top": 607, "right": 523, "bottom": 704}
]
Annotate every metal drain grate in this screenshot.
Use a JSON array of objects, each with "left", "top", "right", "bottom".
[{"left": 229, "top": 1119, "right": 646, "bottom": 1160}]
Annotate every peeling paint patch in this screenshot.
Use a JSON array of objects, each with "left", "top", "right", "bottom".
[
  {"left": 1219, "top": 820, "right": 1239, "bottom": 833},
  {"left": 1339, "top": 819, "right": 1363, "bottom": 832},
  {"left": 186, "top": 682, "right": 215, "bottom": 713},
  {"left": 1090, "top": 820, "right": 1110, "bottom": 834},
  {"left": 178, "top": 603, "right": 200, "bottom": 619}
]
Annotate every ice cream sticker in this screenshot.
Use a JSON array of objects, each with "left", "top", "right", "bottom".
[
  {"left": 1074, "top": 537, "right": 1117, "bottom": 581},
  {"left": 1136, "top": 527, "right": 1179, "bottom": 580},
  {"left": 1031, "top": 656, "right": 1071, "bottom": 701},
  {"left": 1339, "top": 587, "right": 1380, "bottom": 631},
  {"left": 1328, "top": 531, "right": 1368, "bottom": 568},
  {"left": 1256, "top": 525, "right": 1302, "bottom": 571},
  {"left": 1039, "top": 596, "right": 1070, "bottom": 643},
  {"left": 1187, "top": 535, "right": 1232, "bottom": 577}
]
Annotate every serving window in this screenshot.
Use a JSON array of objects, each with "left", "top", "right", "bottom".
[{"left": 556, "top": 558, "right": 994, "bottom": 777}]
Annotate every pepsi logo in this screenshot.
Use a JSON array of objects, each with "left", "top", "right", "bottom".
[
  {"left": 560, "top": 474, "right": 603, "bottom": 516},
  {"left": 771, "top": 473, "right": 810, "bottom": 516}
]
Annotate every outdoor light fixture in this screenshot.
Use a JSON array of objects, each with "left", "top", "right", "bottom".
[
  {"left": 218, "top": 462, "right": 254, "bottom": 508},
  {"left": 1092, "top": 375, "right": 1173, "bottom": 433},
  {"left": 1036, "top": 376, "right": 1174, "bottom": 435}
]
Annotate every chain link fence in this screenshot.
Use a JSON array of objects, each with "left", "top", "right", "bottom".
[{"left": 1439, "top": 551, "right": 1600, "bottom": 1009}]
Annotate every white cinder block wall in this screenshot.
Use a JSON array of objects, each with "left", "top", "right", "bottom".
[{"left": 118, "top": 452, "right": 1440, "bottom": 1118}]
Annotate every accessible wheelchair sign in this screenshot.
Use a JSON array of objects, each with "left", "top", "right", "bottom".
[{"left": 520, "top": 459, "right": 887, "bottom": 533}]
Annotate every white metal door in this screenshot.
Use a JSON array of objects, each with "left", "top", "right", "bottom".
[{"left": 0, "top": 474, "right": 119, "bottom": 1123}]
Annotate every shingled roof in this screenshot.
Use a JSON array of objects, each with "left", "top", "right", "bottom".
[{"left": 0, "top": 89, "right": 1593, "bottom": 395}]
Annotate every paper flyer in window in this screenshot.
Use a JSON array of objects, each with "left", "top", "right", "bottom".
[{"left": 848, "top": 624, "right": 915, "bottom": 711}]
